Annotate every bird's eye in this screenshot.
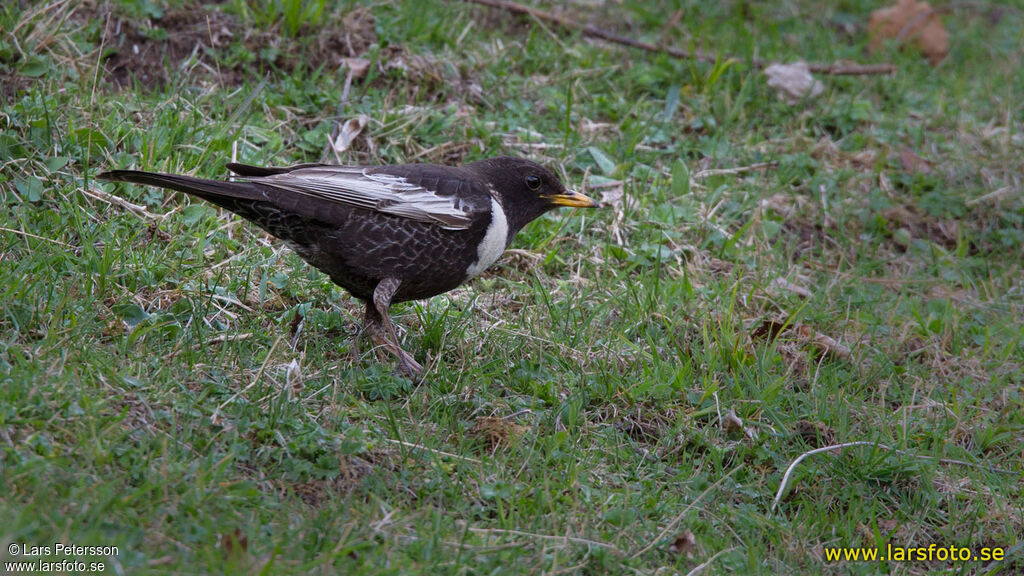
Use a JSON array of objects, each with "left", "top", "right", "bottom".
[{"left": 525, "top": 175, "right": 542, "bottom": 190}]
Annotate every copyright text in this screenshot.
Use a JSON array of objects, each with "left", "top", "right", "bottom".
[{"left": 5, "top": 542, "right": 119, "bottom": 573}]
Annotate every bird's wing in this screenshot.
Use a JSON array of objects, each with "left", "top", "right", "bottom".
[{"left": 241, "top": 165, "right": 482, "bottom": 230}]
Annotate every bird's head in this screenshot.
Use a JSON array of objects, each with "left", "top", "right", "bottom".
[{"left": 469, "top": 156, "right": 598, "bottom": 233}]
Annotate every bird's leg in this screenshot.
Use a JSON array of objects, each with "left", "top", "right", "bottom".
[
  {"left": 368, "top": 278, "right": 424, "bottom": 379},
  {"left": 349, "top": 302, "right": 382, "bottom": 363}
]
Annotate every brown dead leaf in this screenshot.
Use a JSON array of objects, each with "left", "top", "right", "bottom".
[
  {"left": 669, "top": 529, "right": 697, "bottom": 559},
  {"left": 145, "top": 220, "right": 171, "bottom": 243},
  {"left": 899, "top": 146, "right": 933, "bottom": 174},
  {"left": 285, "top": 358, "right": 302, "bottom": 391},
  {"left": 751, "top": 318, "right": 852, "bottom": 360},
  {"left": 221, "top": 527, "right": 248, "bottom": 556},
  {"left": 770, "top": 277, "right": 813, "bottom": 299},
  {"left": 330, "top": 114, "right": 370, "bottom": 156},
  {"left": 879, "top": 205, "right": 959, "bottom": 249},
  {"left": 341, "top": 57, "right": 371, "bottom": 79},
  {"left": 722, "top": 409, "right": 759, "bottom": 440},
  {"left": 868, "top": 0, "right": 949, "bottom": 65},
  {"left": 468, "top": 417, "right": 527, "bottom": 452},
  {"left": 751, "top": 318, "right": 788, "bottom": 342},
  {"left": 806, "top": 327, "right": 852, "bottom": 360},
  {"left": 764, "top": 61, "right": 824, "bottom": 104},
  {"left": 380, "top": 46, "right": 444, "bottom": 84},
  {"left": 722, "top": 409, "right": 745, "bottom": 434},
  {"left": 793, "top": 324, "right": 814, "bottom": 340}
]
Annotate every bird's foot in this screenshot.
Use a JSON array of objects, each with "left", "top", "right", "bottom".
[
  {"left": 364, "top": 328, "right": 423, "bottom": 381},
  {"left": 365, "top": 279, "right": 425, "bottom": 381},
  {"left": 394, "top": 348, "right": 424, "bottom": 381}
]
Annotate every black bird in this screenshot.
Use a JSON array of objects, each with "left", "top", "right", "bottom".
[{"left": 98, "top": 157, "right": 598, "bottom": 377}]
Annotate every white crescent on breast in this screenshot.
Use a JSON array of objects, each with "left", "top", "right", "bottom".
[{"left": 464, "top": 196, "right": 509, "bottom": 278}]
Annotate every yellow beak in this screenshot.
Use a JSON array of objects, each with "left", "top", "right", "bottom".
[{"left": 548, "top": 190, "right": 599, "bottom": 208}]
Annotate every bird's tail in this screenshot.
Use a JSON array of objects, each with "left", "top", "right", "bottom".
[{"left": 97, "top": 170, "right": 262, "bottom": 202}]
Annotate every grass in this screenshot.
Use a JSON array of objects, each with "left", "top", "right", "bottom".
[{"left": 2, "top": 0, "right": 1022, "bottom": 573}]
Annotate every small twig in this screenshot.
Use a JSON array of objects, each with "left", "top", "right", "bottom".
[
  {"left": 0, "top": 226, "right": 75, "bottom": 249},
  {"left": 381, "top": 438, "right": 482, "bottom": 464},
  {"left": 442, "top": 540, "right": 522, "bottom": 552},
  {"left": 465, "top": 0, "right": 709, "bottom": 59},
  {"left": 468, "top": 527, "right": 621, "bottom": 552},
  {"left": 712, "top": 391, "right": 723, "bottom": 429},
  {"left": 685, "top": 547, "right": 736, "bottom": 576},
  {"left": 772, "top": 441, "right": 1017, "bottom": 512},
  {"left": 211, "top": 335, "right": 284, "bottom": 425},
  {"left": 209, "top": 293, "right": 256, "bottom": 313},
  {"left": 805, "top": 62, "right": 897, "bottom": 75},
  {"left": 462, "top": 0, "right": 895, "bottom": 75},
  {"left": 206, "top": 332, "right": 253, "bottom": 345},
  {"left": 226, "top": 74, "right": 267, "bottom": 127},
  {"left": 693, "top": 161, "right": 777, "bottom": 179},
  {"left": 82, "top": 185, "right": 159, "bottom": 220},
  {"left": 966, "top": 185, "right": 1016, "bottom": 206},
  {"left": 90, "top": 10, "right": 111, "bottom": 108}
]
